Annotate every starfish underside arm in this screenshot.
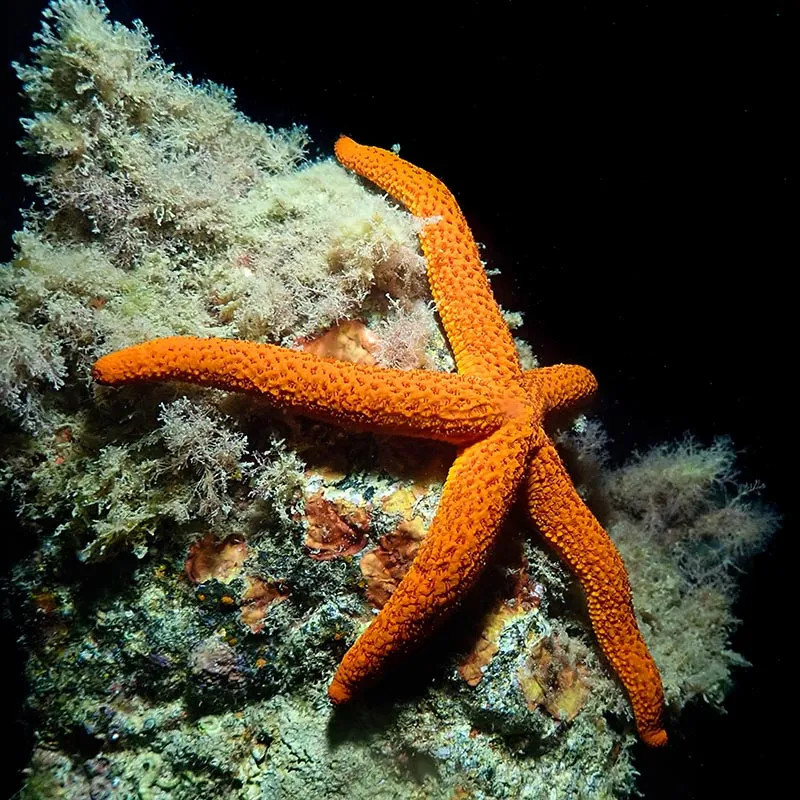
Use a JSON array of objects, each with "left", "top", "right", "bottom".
[
  {"left": 525, "top": 440, "right": 667, "bottom": 746},
  {"left": 329, "top": 418, "right": 532, "bottom": 702},
  {"left": 93, "top": 336, "right": 506, "bottom": 443},
  {"left": 335, "top": 137, "right": 521, "bottom": 384}
]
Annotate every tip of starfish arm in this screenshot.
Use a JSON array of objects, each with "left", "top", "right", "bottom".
[
  {"left": 93, "top": 349, "right": 139, "bottom": 385},
  {"left": 327, "top": 676, "right": 352, "bottom": 705},
  {"left": 642, "top": 727, "right": 668, "bottom": 747},
  {"left": 91, "top": 353, "right": 115, "bottom": 384},
  {"left": 334, "top": 135, "right": 357, "bottom": 159}
]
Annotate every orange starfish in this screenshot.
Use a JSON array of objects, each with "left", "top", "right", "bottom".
[{"left": 93, "top": 136, "right": 667, "bottom": 746}]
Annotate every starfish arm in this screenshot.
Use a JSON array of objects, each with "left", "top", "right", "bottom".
[
  {"left": 524, "top": 440, "right": 667, "bottom": 747},
  {"left": 523, "top": 365, "right": 598, "bottom": 415},
  {"left": 93, "top": 336, "right": 507, "bottom": 444},
  {"left": 329, "top": 418, "right": 532, "bottom": 703},
  {"left": 335, "top": 137, "right": 521, "bottom": 384}
]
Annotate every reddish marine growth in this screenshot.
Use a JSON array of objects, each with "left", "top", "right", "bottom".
[{"left": 93, "top": 137, "right": 667, "bottom": 746}]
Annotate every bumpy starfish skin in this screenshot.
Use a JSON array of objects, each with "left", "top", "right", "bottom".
[
  {"left": 93, "top": 137, "right": 667, "bottom": 746},
  {"left": 334, "top": 136, "right": 520, "bottom": 385},
  {"left": 91, "top": 338, "right": 509, "bottom": 444},
  {"left": 525, "top": 441, "right": 667, "bottom": 746}
]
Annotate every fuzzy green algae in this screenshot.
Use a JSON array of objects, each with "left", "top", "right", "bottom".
[{"left": 0, "top": 3, "right": 778, "bottom": 798}]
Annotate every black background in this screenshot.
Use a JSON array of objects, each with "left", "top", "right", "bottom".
[{"left": 2, "top": 1, "right": 793, "bottom": 797}]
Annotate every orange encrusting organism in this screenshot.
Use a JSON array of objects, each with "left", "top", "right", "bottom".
[{"left": 92, "top": 136, "right": 667, "bottom": 746}]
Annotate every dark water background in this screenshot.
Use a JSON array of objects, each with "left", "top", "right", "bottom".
[{"left": 1, "top": 1, "right": 792, "bottom": 797}]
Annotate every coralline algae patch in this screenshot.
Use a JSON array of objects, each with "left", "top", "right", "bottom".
[
  {"left": 302, "top": 492, "right": 371, "bottom": 561},
  {"left": 184, "top": 534, "right": 289, "bottom": 635},
  {"left": 185, "top": 534, "right": 248, "bottom": 584},
  {"left": 299, "top": 319, "right": 379, "bottom": 366},
  {"left": 299, "top": 435, "right": 445, "bottom": 596},
  {"left": 359, "top": 517, "right": 427, "bottom": 608}
]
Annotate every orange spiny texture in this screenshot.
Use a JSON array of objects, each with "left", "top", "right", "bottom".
[
  {"left": 92, "top": 136, "right": 666, "bottom": 746},
  {"left": 335, "top": 136, "right": 520, "bottom": 385},
  {"left": 93, "top": 337, "right": 507, "bottom": 445}
]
